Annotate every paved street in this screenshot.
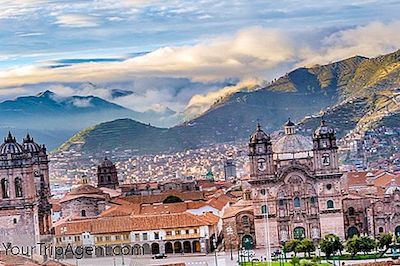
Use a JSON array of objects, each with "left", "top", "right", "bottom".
[{"left": 61, "top": 249, "right": 395, "bottom": 266}]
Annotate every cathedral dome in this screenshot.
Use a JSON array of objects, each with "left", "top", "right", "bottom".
[
  {"left": 0, "top": 132, "right": 24, "bottom": 154},
  {"left": 249, "top": 123, "right": 270, "bottom": 143},
  {"left": 273, "top": 119, "right": 313, "bottom": 158},
  {"left": 22, "top": 133, "right": 41, "bottom": 153},
  {"left": 273, "top": 134, "right": 313, "bottom": 154},
  {"left": 69, "top": 184, "right": 104, "bottom": 196}
]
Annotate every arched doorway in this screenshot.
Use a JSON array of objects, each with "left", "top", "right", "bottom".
[
  {"left": 347, "top": 226, "right": 359, "bottom": 239},
  {"left": 165, "top": 242, "right": 173, "bottom": 254},
  {"left": 192, "top": 241, "right": 201, "bottom": 253},
  {"left": 183, "top": 241, "right": 192, "bottom": 253},
  {"left": 242, "top": 235, "right": 254, "bottom": 250},
  {"left": 142, "top": 243, "right": 151, "bottom": 254},
  {"left": 293, "top": 227, "right": 305, "bottom": 240},
  {"left": 151, "top": 243, "right": 160, "bottom": 254},
  {"left": 174, "top": 242, "right": 182, "bottom": 253},
  {"left": 395, "top": 226, "right": 400, "bottom": 237},
  {"left": 133, "top": 244, "right": 143, "bottom": 255}
]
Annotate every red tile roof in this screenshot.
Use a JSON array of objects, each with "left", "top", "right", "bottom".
[{"left": 55, "top": 212, "right": 219, "bottom": 236}]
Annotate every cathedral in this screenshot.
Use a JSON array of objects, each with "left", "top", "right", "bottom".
[
  {"left": 247, "top": 119, "right": 344, "bottom": 248},
  {"left": 0, "top": 132, "right": 52, "bottom": 245}
]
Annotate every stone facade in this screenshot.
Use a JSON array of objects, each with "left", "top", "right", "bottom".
[
  {"left": 247, "top": 119, "right": 344, "bottom": 248},
  {"left": 0, "top": 132, "right": 51, "bottom": 246}
]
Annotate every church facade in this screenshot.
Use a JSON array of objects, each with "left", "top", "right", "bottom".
[
  {"left": 247, "top": 119, "right": 344, "bottom": 248},
  {"left": 0, "top": 132, "right": 52, "bottom": 246}
]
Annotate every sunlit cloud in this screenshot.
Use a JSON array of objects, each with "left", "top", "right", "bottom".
[{"left": 55, "top": 14, "right": 99, "bottom": 28}]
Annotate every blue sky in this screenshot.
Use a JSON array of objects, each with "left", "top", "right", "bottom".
[{"left": 0, "top": 0, "right": 400, "bottom": 118}]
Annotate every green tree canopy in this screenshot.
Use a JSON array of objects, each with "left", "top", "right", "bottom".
[{"left": 320, "top": 234, "right": 343, "bottom": 258}]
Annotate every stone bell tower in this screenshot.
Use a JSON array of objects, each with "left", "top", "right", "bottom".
[
  {"left": 248, "top": 123, "right": 274, "bottom": 179},
  {"left": 312, "top": 119, "right": 339, "bottom": 175},
  {"left": 97, "top": 157, "right": 119, "bottom": 189}
]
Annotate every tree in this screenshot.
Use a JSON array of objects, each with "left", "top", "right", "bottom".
[
  {"left": 345, "top": 235, "right": 362, "bottom": 257},
  {"left": 378, "top": 233, "right": 393, "bottom": 254},
  {"left": 320, "top": 234, "right": 343, "bottom": 258},
  {"left": 297, "top": 239, "right": 316, "bottom": 257},
  {"left": 285, "top": 239, "right": 301, "bottom": 256},
  {"left": 359, "top": 236, "right": 376, "bottom": 254},
  {"left": 290, "top": 256, "right": 300, "bottom": 266}
]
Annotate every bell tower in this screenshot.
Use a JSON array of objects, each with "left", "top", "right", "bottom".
[
  {"left": 312, "top": 119, "right": 339, "bottom": 175},
  {"left": 248, "top": 123, "right": 274, "bottom": 179},
  {"left": 97, "top": 157, "right": 119, "bottom": 189}
]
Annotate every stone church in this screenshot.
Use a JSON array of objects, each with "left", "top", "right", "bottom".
[
  {"left": 0, "top": 132, "right": 52, "bottom": 245},
  {"left": 247, "top": 119, "right": 344, "bottom": 248}
]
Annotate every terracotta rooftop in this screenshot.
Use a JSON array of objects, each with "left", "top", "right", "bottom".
[
  {"left": 55, "top": 212, "right": 219, "bottom": 236},
  {"left": 60, "top": 184, "right": 109, "bottom": 203},
  {"left": 121, "top": 190, "right": 206, "bottom": 204}
]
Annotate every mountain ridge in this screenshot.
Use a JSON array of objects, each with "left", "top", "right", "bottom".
[{"left": 57, "top": 49, "right": 400, "bottom": 154}]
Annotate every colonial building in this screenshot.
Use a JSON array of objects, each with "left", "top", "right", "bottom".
[
  {"left": 246, "top": 119, "right": 344, "bottom": 248},
  {"left": 0, "top": 132, "right": 52, "bottom": 246}
]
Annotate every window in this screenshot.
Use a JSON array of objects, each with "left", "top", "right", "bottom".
[
  {"left": 105, "top": 236, "right": 111, "bottom": 241},
  {"left": 1, "top": 179, "right": 9, "bottom": 198},
  {"left": 13, "top": 218, "right": 17, "bottom": 224},
  {"left": 81, "top": 210, "right": 86, "bottom": 217},
  {"left": 75, "top": 236, "right": 80, "bottom": 242},
  {"left": 115, "top": 235, "right": 121, "bottom": 240},
  {"left": 166, "top": 231, "right": 172, "bottom": 236},
  {"left": 326, "top": 184, "right": 332, "bottom": 190},
  {"left": 310, "top": 196, "right": 316, "bottom": 205},
  {"left": 242, "top": 215, "right": 249, "bottom": 226},
  {"left": 96, "top": 236, "right": 103, "bottom": 242},
  {"left": 379, "top": 227, "right": 384, "bottom": 233},
  {"left": 14, "top": 178, "right": 23, "bottom": 198},
  {"left": 261, "top": 205, "right": 268, "bottom": 214},
  {"left": 294, "top": 227, "right": 305, "bottom": 240},
  {"left": 194, "top": 229, "right": 198, "bottom": 234},
  {"left": 142, "top": 233, "right": 148, "bottom": 240},
  {"left": 175, "top": 230, "right": 181, "bottom": 235},
  {"left": 123, "top": 235, "right": 129, "bottom": 240},
  {"left": 293, "top": 197, "right": 300, "bottom": 208},
  {"left": 135, "top": 233, "right": 140, "bottom": 241},
  {"left": 185, "top": 230, "right": 190, "bottom": 235},
  {"left": 260, "top": 189, "right": 266, "bottom": 196},
  {"left": 348, "top": 207, "right": 355, "bottom": 216},
  {"left": 154, "top": 232, "right": 160, "bottom": 240},
  {"left": 279, "top": 199, "right": 284, "bottom": 206},
  {"left": 327, "top": 200, "right": 334, "bottom": 209}
]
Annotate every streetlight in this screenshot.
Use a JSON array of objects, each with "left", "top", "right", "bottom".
[
  {"left": 226, "top": 226, "right": 234, "bottom": 260},
  {"left": 213, "top": 238, "right": 218, "bottom": 266}
]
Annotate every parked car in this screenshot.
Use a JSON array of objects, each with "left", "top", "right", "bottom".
[{"left": 152, "top": 253, "right": 167, "bottom": 259}]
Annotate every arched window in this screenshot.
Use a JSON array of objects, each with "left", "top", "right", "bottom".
[
  {"left": 242, "top": 215, "right": 249, "bottom": 226},
  {"left": 107, "top": 175, "right": 111, "bottom": 182},
  {"left": 348, "top": 207, "right": 355, "bottom": 216},
  {"left": 261, "top": 205, "right": 268, "bottom": 214},
  {"left": 379, "top": 227, "right": 384, "bottom": 233},
  {"left": 81, "top": 210, "right": 86, "bottom": 217},
  {"left": 294, "top": 227, "right": 305, "bottom": 240},
  {"left": 327, "top": 200, "right": 334, "bottom": 209},
  {"left": 260, "top": 189, "right": 266, "bottom": 196},
  {"left": 310, "top": 196, "right": 316, "bottom": 204},
  {"left": 1, "top": 179, "right": 9, "bottom": 198},
  {"left": 15, "top": 178, "right": 23, "bottom": 198},
  {"left": 293, "top": 197, "right": 300, "bottom": 208}
]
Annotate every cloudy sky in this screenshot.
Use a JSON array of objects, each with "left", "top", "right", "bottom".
[{"left": 1, "top": 0, "right": 400, "bottom": 118}]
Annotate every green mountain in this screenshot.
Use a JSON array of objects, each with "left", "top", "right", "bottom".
[{"left": 58, "top": 49, "right": 400, "bottom": 154}]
